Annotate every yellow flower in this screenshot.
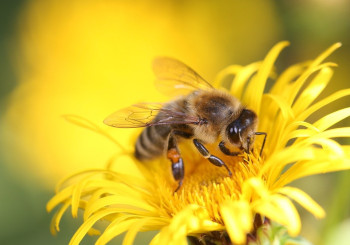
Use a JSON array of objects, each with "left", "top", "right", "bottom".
[{"left": 47, "top": 42, "right": 350, "bottom": 245}]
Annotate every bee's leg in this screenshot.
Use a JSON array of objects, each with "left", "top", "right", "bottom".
[
  {"left": 255, "top": 132, "right": 267, "bottom": 156},
  {"left": 167, "top": 134, "right": 184, "bottom": 192},
  {"left": 219, "top": 141, "right": 240, "bottom": 156},
  {"left": 193, "top": 139, "right": 232, "bottom": 176}
]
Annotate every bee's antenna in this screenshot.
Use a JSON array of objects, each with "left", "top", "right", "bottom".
[{"left": 255, "top": 132, "right": 267, "bottom": 157}]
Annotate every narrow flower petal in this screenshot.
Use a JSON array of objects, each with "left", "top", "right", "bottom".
[
  {"left": 244, "top": 177, "right": 302, "bottom": 236},
  {"left": 297, "top": 88, "right": 350, "bottom": 121},
  {"left": 286, "top": 42, "right": 341, "bottom": 106},
  {"left": 313, "top": 108, "right": 350, "bottom": 131},
  {"left": 286, "top": 121, "right": 321, "bottom": 134},
  {"left": 242, "top": 178, "right": 269, "bottom": 201},
  {"left": 85, "top": 196, "right": 157, "bottom": 219},
  {"left": 47, "top": 187, "right": 72, "bottom": 213},
  {"left": 220, "top": 200, "right": 252, "bottom": 244},
  {"left": 316, "top": 127, "right": 350, "bottom": 139},
  {"left": 286, "top": 63, "right": 337, "bottom": 107},
  {"left": 284, "top": 129, "right": 319, "bottom": 144},
  {"left": 71, "top": 209, "right": 131, "bottom": 245},
  {"left": 254, "top": 195, "right": 301, "bottom": 236},
  {"left": 244, "top": 41, "right": 290, "bottom": 114},
  {"left": 230, "top": 62, "right": 261, "bottom": 99},
  {"left": 261, "top": 147, "right": 316, "bottom": 184},
  {"left": 312, "top": 42, "right": 342, "bottom": 66},
  {"left": 50, "top": 201, "right": 71, "bottom": 234},
  {"left": 270, "top": 61, "right": 309, "bottom": 95},
  {"left": 261, "top": 93, "right": 295, "bottom": 152},
  {"left": 263, "top": 93, "right": 294, "bottom": 120},
  {"left": 71, "top": 176, "right": 93, "bottom": 218},
  {"left": 213, "top": 64, "right": 243, "bottom": 88},
  {"left": 149, "top": 232, "right": 187, "bottom": 245},
  {"left": 275, "top": 146, "right": 350, "bottom": 187},
  {"left": 95, "top": 216, "right": 138, "bottom": 245},
  {"left": 292, "top": 67, "right": 333, "bottom": 115},
  {"left": 122, "top": 219, "right": 152, "bottom": 245},
  {"left": 278, "top": 187, "right": 325, "bottom": 219},
  {"left": 153, "top": 205, "right": 206, "bottom": 245}
]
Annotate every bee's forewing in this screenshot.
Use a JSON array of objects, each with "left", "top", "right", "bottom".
[
  {"left": 103, "top": 102, "right": 200, "bottom": 128},
  {"left": 153, "top": 57, "right": 213, "bottom": 96}
]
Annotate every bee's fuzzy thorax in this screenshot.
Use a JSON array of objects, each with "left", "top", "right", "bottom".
[{"left": 186, "top": 89, "right": 243, "bottom": 143}]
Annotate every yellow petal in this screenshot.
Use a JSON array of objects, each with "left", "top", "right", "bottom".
[
  {"left": 297, "top": 88, "right": 350, "bottom": 121},
  {"left": 261, "top": 93, "right": 295, "bottom": 152},
  {"left": 278, "top": 187, "right": 325, "bottom": 219},
  {"left": 47, "top": 185, "right": 74, "bottom": 212},
  {"left": 50, "top": 201, "right": 71, "bottom": 235},
  {"left": 275, "top": 147, "right": 350, "bottom": 187},
  {"left": 270, "top": 61, "right": 309, "bottom": 95},
  {"left": 122, "top": 219, "right": 151, "bottom": 245},
  {"left": 287, "top": 42, "right": 341, "bottom": 105},
  {"left": 311, "top": 42, "right": 342, "bottom": 66},
  {"left": 286, "top": 62, "right": 336, "bottom": 107},
  {"left": 244, "top": 41, "right": 290, "bottom": 114},
  {"left": 282, "top": 121, "right": 321, "bottom": 147},
  {"left": 95, "top": 216, "right": 136, "bottom": 245},
  {"left": 254, "top": 195, "right": 301, "bottom": 236},
  {"left": 230, "top": 62, "right": 261, "bottom": 99},
  {"left": 296, "top": 138, "right": 344, "bottom": 157},
  {"left": 313, "top": 108, "right": 350, "bottom": 132},
  {"left": 285, "top": 129, "right": 318, "bottom": 143},
  {"left": 213, "top": 64, "right": 243, "bottom": 88},
  {"left": 263, "top": 93, "right": 294, "bottom": 121},
  {"left": 242, "top": 178, "right": 269, "bottom": 201},
  {"left": 261, "top": 147, "right": 316, "bottom": 184},
  {"left": 292, "top": 67, "right": 333, "bottom": 115},
  {"left": 70, "top": 208, "right": 130, "bottom": 245},
  {"left": 152, "top": 206, "right": 195, "bottom": 245},
  {"left": 84, "top": 196, "right": 157, "bottom": 219},
  {"left": 71, "top": 176, "right": 92, "bottom": 218},
  {"left": 220, "top": 200, "right": 252, "bottom": 244},
  {"left": 244, "top": 177, "right": 302, "bottom": 236},
  {"left": 87, "top": 228, "right": 101, "bottom": 236},
  {"left": 286, "top": 121, "right": 321, "bottom": 134},
  {"left": 316, "top": 127, "right": 350, "bottom": 139}
]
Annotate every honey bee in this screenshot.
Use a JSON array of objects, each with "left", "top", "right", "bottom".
[{"left": 104, "top": 57, "right": 266, "bottom": 191}]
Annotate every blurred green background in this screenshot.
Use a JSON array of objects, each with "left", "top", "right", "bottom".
[{"left": 0, "top": 0, "right": 349, "bottom": 244}]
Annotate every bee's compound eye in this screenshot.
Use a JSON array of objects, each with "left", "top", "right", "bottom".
[{"left": 227, "top": 122, "right": 240, "bottom": 144}]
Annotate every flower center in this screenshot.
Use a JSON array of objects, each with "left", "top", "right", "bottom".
[{"left": 151, "top": 147, "right": 263, "bottom": 224}]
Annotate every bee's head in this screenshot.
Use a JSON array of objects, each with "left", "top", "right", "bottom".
[{"left": 226, "top": 109, "right": 258, "bottom": 152}]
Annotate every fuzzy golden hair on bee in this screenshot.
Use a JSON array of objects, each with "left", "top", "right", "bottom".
[{"left": 104, "top": 57, "right": 266, "bottom": 191}]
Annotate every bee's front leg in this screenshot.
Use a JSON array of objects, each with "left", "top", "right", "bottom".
[
  {"left": 193, "top": 139, "right": 232, "bottom": 176},
  {"left": 219, "top": 141, "right": 240, "bottom": 156},
  {"left": 167, "top": 134, "right": 184, "bottom": 192}
]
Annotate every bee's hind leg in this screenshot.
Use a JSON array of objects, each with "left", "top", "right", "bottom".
[{"left": 167, "top": 134, "right": 184, "bottom": 192}]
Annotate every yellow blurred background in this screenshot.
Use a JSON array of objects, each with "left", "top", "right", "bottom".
[{"left": 0, "top": 0, "right": 349, "bottom": 244}]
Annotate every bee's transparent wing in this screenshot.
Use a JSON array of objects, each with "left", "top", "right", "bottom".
[
  {"left": 103, "top": 103, "right": 201, "bottom": 128},
  {"left": 153, "top": 57, "right": 213, "bottom": 96}
]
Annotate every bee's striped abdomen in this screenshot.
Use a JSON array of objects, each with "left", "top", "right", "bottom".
[{"left": 134, "top": 125, "right": 171, "bottom": 161}]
